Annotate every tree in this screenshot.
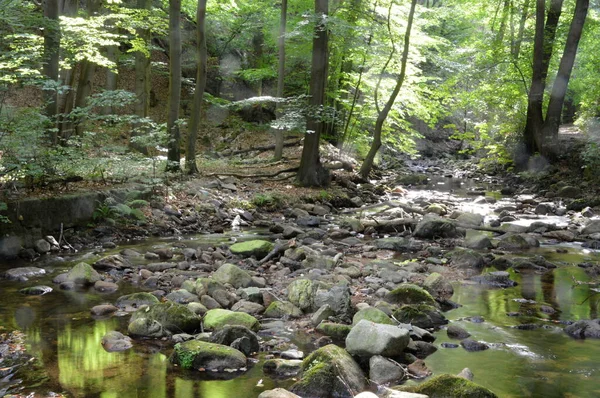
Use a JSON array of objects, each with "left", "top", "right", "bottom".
[
  {"left": 523, "top": 0, "right": 589, "bottom": 160},
  {"left": 297, "top": 0, "right": 330, "bottom": 187},
  {"left": 166, "top": 0, "right": 182, "bottom": 172},
  {"left": 186, "top": 0, "right": 208, "bottom": 174},
  {"left": 273, "top": 0, "right": 287, "bottom": 161},
  {"left": 359, "top": 0, "right": 418, "bottom": 178},
  {"left": 43, "top": 0, "right": 60, "bottom": 144},
  {"left": 134, "top": 0, "right": 152, "bottom": 125}
]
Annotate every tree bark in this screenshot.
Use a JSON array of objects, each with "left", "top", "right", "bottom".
[
  {"left": 512, "top": 0, "right": 530, "bottom": 59},
  {"left": 131, "top": 0, "right": 152, "bottom": 154},
  {"left": 166, "top": 0, "right": 182, "bottom": 172},
  {"left": 186, "top": 0, "right": 208, "bottom": 175},
  {"left": 103, "top": 44, "right": 118, "bottom": 115},
  {"left": 273, "top": 0, "right": 287, "bottom": 161},
  {"left": 541, "top": 0, "right": 589, "bottom": 157},
  {"left": 297, "top": 0, "right": 330, "bottom": 187},
  {"left": 43, "top": 0, "right": 60, "bottom": 145},
  {"left": 359, "top": 0, "right": 418, "bottom": 179}
]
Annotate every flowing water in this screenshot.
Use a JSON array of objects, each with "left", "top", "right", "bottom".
[{"left": 2, "top": 178, "right": 600, "bottom": 397}]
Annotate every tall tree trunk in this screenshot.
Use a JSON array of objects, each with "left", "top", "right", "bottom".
[
  {"left": 359, "top": 0, "right": 418, "bottom": 179},
  {"left": 186, "top": 0, "right": 208, "bottom": 175},
  {"left": 512, "top": 0, "right": 530, "bottom": 59},
  {"left": 166, "top": 0, "right": 182, "bottom": 172},
  {"left": 273, "top": 0, "right": 287, "bottom": 161},
  {"left": 541, "top": 0, "right": 589, "bottom": 157},
  {"left": 103, "top": 44, "right": 118, "bottom": 115},
  {"left": 297, "top": 0, "right": 329, "bottom": 187},
  {"left": 43, "top": 0, "right": 60, "bottom": 145},
  {"left": 131, "top": 0, "right": 152, "bottom": 153},
  {"left": 57, "top": 0, "right": 79, "bottom": 141}
]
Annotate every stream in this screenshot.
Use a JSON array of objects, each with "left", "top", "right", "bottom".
[{"left": 2, "top": 175, "right": 600, "bottom": 397}]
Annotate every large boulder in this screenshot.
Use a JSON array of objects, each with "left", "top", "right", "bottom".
[
  {"left": 203, "top": 309, "right": 260, "bottom": 332},
  {"left": 213, "top": 263, "right": 253, "bottom": 288},
  {"left": 449, "top": 248, "right": 485, "bottom": 269},
  {"left": 413, "top": 215, "right": 462, "bottom": 239},
  {"left": 288, "top": 279, "right": 316, "bottom": 311},
  {"left": 2, "top": 267, "right": 46, "bottom": 280},
  {"left": 130, "top": 302, "right": 201, "bottom": 334},
  {"left": 290, "top": 344, "right": 366, "bottom": 398},
  {"left": 116, "top": 292, "right": 160, "bottom": 310},
  {"left": 229, "top": 240, "right": 274, "bottom": 259},
  {"left": 170, "top": 340, "right": 246, "bottom": 371},
  {"left": 385, "top": 283, "right": 436, "bottom": 306},
  {"left": 65, "top": 262, "right": 101, "bottom": 285},
  {"left": 346, "top": 320, "right": 410, "bottom": 358},
  {"left": 405, "top": 373, "right": 498, "bottom": 397},
  {"left": 393, "top": 304, "right": 448, "bottom": 329},
  {"left": 352, "top": 307, "right": 395, "bottom": 326},
  {"left": 564, "top": 319, "right": 600, "bottom": 339},
  {"left": 582, "top": 220, "right": 600, "bottom": 236}
]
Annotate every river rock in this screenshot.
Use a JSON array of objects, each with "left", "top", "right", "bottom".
[
  {"left": 93, "top": 254, "right": 130, "bottom": 270},
  {"left": 288, "top": 279, "right": 316, "bottom": 311},
  {"left": 3, "top": 267, "right": 46, "bottom": 280},
  {"left": 34, "top": 239, "right": 51, "bottom": 254},
  {"left": 264, "top": 300, "right": 303, "bottom": 318},
  {"left": 116, "top": 292, "right": 160, "bottom": 310},
  {"left": 229, "top": 240, "right": 273, "bottom": 259},
  {"left": 497, "top": 233, "right": 533, "bottom": 250},
  {"left": 425, "top": 203, "right": 448, "bottom": 216},
  {"left": 170, "top": 340, "right": 246, "bottom": 371},
  {"left": 393, "top": 304, "right": 448, "bottom": 329},
  {"left": 456, "top": 212, "right": 484, "bottom": 226},
  {"left": 19, "top": 285, "right": 52, "bottom": 295},
  {"left": 405, "top": 373, "right": 498, "bottom": 397},
  {"left": 130, "top": 302, "right": 201, "bottom": 334},
  {"left": 290, "top": 344, "right": 366, "bottom": 398},
  {"left": 405, "top": 340, "right": 438, "bottom": 359},
  {"left": 203, "top": 309, "right": 260, "bottom": 331},
  {"left": 369, "top": 355, "right": 405, "bottom": 385},
  {"left": 413, "top": 215, "right": 462, "bottom": 239},
  {"left": 352, "top": 307, "right": 395, "bottom": 326},
  {"left": 165, "top": 289, "right": 200, "bottom": 304},
  {"left": 582, "top": 220, "right": 600, "bottom": 236},
  {"left": 258, "top": 389, "right": 301, "bottom": 398},
  {"left": 449, "top": 248, "right": 484, "bottom": 269},
  {"left": 94, "top": 280, "right": 119, "bottom": 293},
  {"left": 128, "top": 317, "right": 166, "bottom": 338},
  {"left": 472, "top": 271, "right": 517, "bottom": 288},
  {"left": 385, "top": 283, "right": 436, "bottom": 306},
  {"left": 66, "top": 262, "right": 101, "bottom": 285},
  {"left": 557, "top": 186, "right": 582, "bottom": 198},
  {"left": 461, "top": 339, "right": 489, "bottom": 351},
  {"left": 101, "top": 331, "right": 132, "bottom": 352},
  {"left": 213, "top": 263, "right": 253, "bottom": 288},
  {"left": 447, "top": 324, "right": 471, "bottom": 339},
  {"left": 543, "top": 230, "right": 576, "bottom": 242},
  {"left": 314, "top": 284, "right": 352, "bottom": 318},
  {"left": 91, "top": 304, "right": 118, "bottom": 316},
  {"left": 210, "top": 325, "right": 259, "bottom": 355},
  {"left": 312, "top": 304, "right": 336, "bottom": 326},
  {"left": 231, "top": 300, "right": 264, "bottom": 315},
  {"left": 316, "top": 322, "right": 352, "bottom": 341},
  {"left": 465, "top": 233, "right": 493, "bottom": 250},
  {"left": 263, "top": 359, "right": 303, "bottom": 377},
  {"left": 346, "top": 319, "right": 410, "bottom": 357},
  {"left": 374, "top": 238, "right": 422, "bottom": 252},
  {"left": 423, "top": 272, "right": 454, "bottom": 299},
  {"left": 564, "top": 319, "right": 600, "bottom": 339}
]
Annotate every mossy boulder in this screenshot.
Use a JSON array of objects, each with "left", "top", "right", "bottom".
[
  {"left": 170, "top": 340, "right": 246, "bottom": 371},
  {"left": 263, "top": 359, "right": 303, "bottom": 377},
  {"left": 116, "top": 292, "right": 159, "bottom": 309},
  {"left": 128, "top": 317, "right": 166, "bottom": 338},
  {"left": 425, "top": 203, "right": 448, "bottom": 216},
  {"left": 413, "top": 215, "right": 462, "bottom": 239},
  {"left": 393, "top": 304, "right": 448, "bottom": 329},
  {"left": 229, "top": 240, "right": 274, "bottom": 259},
  {"left": 130, "top": 302, "right": 201, "bottom": 334},
  {"left": 496, "top": 234, "right": 534, "bottom": 250},
  {"left": 264, "top": 301, "right": 303, "bottom": 318},
  {"left": 213, "top": 263, "right": 253, "bottom": 288},
  {"left": 203, "top": 309, "right": 260, "bottom": 332},
  {"left": 66, "top": 262, "right": 101, "bottom": 285},
  {"left": 423, "top": 272, "right": 454, "bottom": 300},
  {"left": 195, "top": 277, "right": 226, "bottom": 296},
  {"left": 352, "top": 307, "right": 395, "bottom": 326},
  {"left": 405, "top": 373, "right": 498, "bottom": 397},
  {"left": 449, "top": 248, "right": 485, "bottom": 269},
  {"left": 345, "top": 320, "right": 410, "bottom": 357},
  {"left": 290, "top": 344, "right": 366, "bottom": 398},
  {"left": 385, "top": 283, "right": 436, "bottom": 306},
  {"left": 288, "top": 279, "right": 316, "bottom": 311},
  {"left": 315, "top": 322, "right": 352, "bottom": 341},
  {"left": 396, "top": 174, "right": 429, "bottom": 185}
]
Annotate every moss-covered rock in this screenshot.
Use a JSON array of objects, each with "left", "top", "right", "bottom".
[
  {"left": 170, "top": 340, "right": 246, "bottom": 371},
  {"left": 264, "top": 301, "right": 303, "bottom": 318},
  {"left": 496, "top": 234, "right": 533, "bottom": 250},
  {"left": 396, "top": 174, "right": 429, "bottom": 185},
  {"left": 413, "top": 215, "right": 462, "bottom": 239},
  {"left": 195, "top": 277, "right": 226, "bottom": 297},
  {"left": 263, "top": 359, "right": 303, "bottom": 377},
  {"left": 316, "top": 322, "right": 352, "bottom": 341},
  {"left": 66, "top": 262, "right": 101, "bottom": 285},
  {"left": 290, "top": 344, "right": 366, "bottom": 398},
  {"left": 393, "top": 304, "right": 448, "bottom": 329},
  {"left": 406, "top": 373, "right": 498, "bottom": 397},
  {"left": 116, "top": 292, "right": 159, "bottom": 309},
  {"left": 288, "top": 279, "right": 316, "bottom": 311},
  {"left": 212, "top": 263, "right": 253, "bottom": 288},
  {"left": 385, "top": 283, "right": 436, "bottom": 306},
  {"left": 203, "top": 309, "right": 260, "bottom": 332},
  {"left": 423, "top": 272, "right": 454, "bottom": 300},
  {"left": 130, "top": 302, "right": 201, "bottom": 334},
  {"left": 448, "top": 248, "right": 485, "bottom": 269},
  {"left": 229, "top": 240, "right": 274, "bottom": 259},
  {"left": 352, "top": 307, "right": 395, "bottom": 326}
]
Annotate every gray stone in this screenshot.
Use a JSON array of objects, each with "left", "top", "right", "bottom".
[
  {"left": 456, "top": 213, "right": 484, "bottom": 226},
  {"left": 2, "top": 267, "right": 45, "bottom": 280},
  {"left": 312, "top": 304, "right": 336, "bottom": 326},
  {"left": 166, "top": 289, "right": 200, "bottom": 304},
  {"left": 94, "top": 280, "right": 119, "bottom": 293},
  {"left": 116, "top": 292, "right": 160, "bottom": 310},
  {"left": 20, "top": 285, "right": 52, "bottom": 295},
  {"left": 264, "top": 301, "right": 303, "bottom": 318},
  {"left": 457, "top": 367, "right": 474, "bottom": 381},
  {"left": 461, "top": 339, "right": 489, "bottom": 352},
  {"left": 557, "top": 186, "right": 582, "bottom": 198},
  {"left": 423, "top": 272, "right": 454, "bottom": 300},
  {"left": 582, "top": 220, "right": 600, "bottom": 235},
  {"left": 263, "top": 359, "right": 303, "bottom": 377},
  {"left": 213, "top": 263, "right": 253, "bottom": 288},
  {"left": 34, "top": 239, "right": 52, "bottom": 254},
  {"left": 497, "top": 234, "right": 533, "bottom": 250},
  {"left": 314, "top": 284, "right": 352, "bottom": 318},
  {"left": 101, "top": 331, "right": 133, "bottom": 352},
  {"left": 413, "top": 215, "right": 462, "bottom": 239},
  {"left": 287, "top": 279, "right": 316, "bottom": 311},
  {"left": 472, "top": 271, "right": 517, "bottom": 288},
  {"left": 369, "top": 355, "right": 405, "bottom": 385},
  {"left": 170, "top": 340, "right": 247, "bottom": 371},
  {"left": 231, "top": 300, "right": 265, "bottom": 315},
  {"left": 565, "top": 319, "right": 600, "bottom": 339},
  {"left": 447, "top": 324, "right": 471, "bottom": 339},
  {"left": 66, "top": 262, "right": 101, "bottom": 285},
  {"left": 128, "top": 317, "right": 166, "bottom": 338},
  {"left": 258, "top": 388, "right": 301, "bottom": 398},
  {"left": 93, "top": 254, "right": 131, "bottom": 270},
  {"left": 210, "top": 325, "right": 259, "bottom": 356},
  {"left": 130, "top": 302, "right": 201, "bottom": 334},
  {"left": 465, "top": 234, "right": 493, "bottom": 250},
  {"left": 449, "top": 248, "right": 484, "bottom": 269},
  {"left": 352, "top": 307, "right": 395, "bottom": 326},
  {"left": 345, "top": 319, "right": 410, "bottom": 357},
  {"left": 374, "top": 238, "right": 422, "bottom": 252}
]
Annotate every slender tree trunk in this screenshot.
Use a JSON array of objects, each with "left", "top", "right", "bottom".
[
  {"left": 131, "top": 0, "right": 152, "bottom": 153},
  {"left": 43, "top": 0, "right": 60, "bottom": 145},
  {"left": 541, "top": 0, "right": 589, "bottom": 157},
  {"left": 273, "top": 0, "right": 287, "bottom": 160},
  {"left": 297, "top": 0, "right": 330, "bottom": 187},
  {"left": 103, "top": 45, "right": 118, "bottom": 115},
  {"left": 166, "top": 0, "right": 182, "bottom": 172},
  {"left": 186, "top": 0, "right": 208, "bottom": 175},
  {"left": 359, "top": 0, "right": 417, "bottom": 179},
  {"left": 512, "top": 0, "right": 530, "bottom": 58}
]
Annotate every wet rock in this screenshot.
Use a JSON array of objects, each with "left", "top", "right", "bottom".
[
  {"left": 497, "top": 234, "right": 533, "bottom": 250},
  {"left": 425, "top": 203, "right": 448, "bottom": 216},
  {"left": 471, "top": 271, "right": 517, "bottom": 288},
  {"left": 230, "top": 240, "right": 274, "bottom": 259},
  {"left": 19, "top": 285, "right": 52, "bottom": 295},
  {"left": 374, "top": 238, "right": 422, "bottom": 252},
  {"left": 93, "top": 254, "right": 131, "bottom": 270},
  {"left": 34, "top": 239, "right": 51, "bottom": 254},
  {"left": 211, "top": 325, "right": 259, "bottom": 355},
  {"left": 457, "top": 367, "right": 474, "bottom": 381},
  {"left": 314, "top": 284, "right": 352, "bottom": 318},
  {"left": 352, "top": 307, "right": 395, "bottom": 326},
  {"left": 465, "top": 234, "right": 493, "bottom": 250},
  {"left": 231, "top": 300, "right": 264, "bottom": 315},
  {"left": 290, "top": 344, "right": 366, "bottom": 398},
  {"left": 203, "top": 309, "right": 260, "bottom": 331},
  {"left": 489, "top": 257, "right": 513, "bottom": 270},
  {"left": 170, "top": 340, "right": 246, "bottom": 371},
  {"left": 281, "top": 349, "right": 304, "bottom": 360},
  {"left": 128, "top": 317, "right": 166, "bottom": 338},
  {"left": 316, "top": 322, "right": 352, "bottom": 341},
  {"left": 166, "top": 289, "right": 200, "bottom": 304},
  {"left": 543, "top": 230, "right": 576, "bottom": 242},
  {"left": 557, "top": 186, "right": 582, "bottom": 198},
  {"left": 296, "top": 216, "right": 322, "bottom": 227},
  {"left": 393, "top": 304, "right": 448, "bottom": 329},
  {"left": 201, "top": 295, "right": 222, "bottom": 309},
  {"left": 423, "top": 272, "right": 454, "bottom": 300},
  {"left": 264, "top": 300, "right": 303, "bottom": 318},
  {"left": 101, "top": 331, "right": 133, "bottom": 352},
  {"left": 405, "top": 374, "right": 498, "bottom": 397},
  {"left": 369, "top": 355, "right": 405, "bottom": 385},
  {"left": 345, "top": 319, "right": 410, "bottom": 357},
  {"left": 312, "top": 304, "right": 336, "bottom": 326},
  {"left": 449, "top": 248, "right": 484, "bottom": 269},
  {"left": 143, "top": 262, "right": 177, "bottom": 272},
  {"left": 456, "top": 213, "right": 484, "bottom": 226},
  {"left": 447, "top": 324, "right": 471, "bottom": 339},
  {"left": 441, "top": 342, "right": 459, "bottom": 348},
  {"left": 534, "top": 203, "right": 553, "bottom": 215},
  {"left": 130, "top": 302, "right": 201, "bottom": 334},
  {"left": 94, "top": 280, "right": 119, "bottom": 293},
  {"left": 413, "top": 215, "right": 462, "bottom": 239},
  {"left": 564, "top": 319, "right": 600, "bottom": 339},
  {"left": 407, "top": 359, "right": 431, "bottom": 378},
  {"left": 582, "top": 220, "right": 600, "bottom": 236},
  {"left": 385, "top": 283, "right": 436, "bottom": 306},
  {"left": 144, "top": 252, "right": 160, "bottom": 260},
  {"left": 460, "top": 339, "right": 489, "bottom": 352},
  {"left": 66, "top": 262, "right": 101, "bottom": 285},
  {"left": 258, "top": 389, "right": 301, "bottom": 398},
  {"left": 287, "top": 279, "right": 316, "bottom": 311},
  {"left": 582, "top": 207, "right": 595, "bottom": 217},
  {"left": 263, "top": 358, "right": 303, "bottom": 377},
  {"left": 2, "top": 267, "right": 46, "bottom": 280},
  {"left": 116, "top": 292, "right": 160, "bottom": 310},
  {"left": 405, "top": 340, "right": 438, "bottom": 359},
  {"left": 213, "top": 263, "right": 253, "bottom": 288},
  {"left": 91, "top": 304, "right": 119, "bottom": 316}
]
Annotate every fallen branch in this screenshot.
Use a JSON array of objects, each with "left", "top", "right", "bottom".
[
  {"left": 342, "top": 200, "right": 425, "bottom": 216},
  {"left": 259, "top": 240, "right": 296, "bottom": 265},
  {"left": 454, "top": 223, "right": 505, "bottom": 234},
  {"left": 360, "top": 218, "right": 418, "bottom": 232},
  {"left": 205, "top": 166, "right": 299, "bottom": 179},
  {"left": 222, "top": 140, "right": 301, "bottom": 156}
]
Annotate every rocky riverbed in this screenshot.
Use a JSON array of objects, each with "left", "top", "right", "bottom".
[{"left": 2, "top": 163, "right": 600, "bottom": 397}]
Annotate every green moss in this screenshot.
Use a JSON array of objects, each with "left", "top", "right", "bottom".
[
  {"left": 352, "top": 307, "right": 395, "bottom": 326},
  {"left": 203, "top": 309, "right": 260, "bottom": 331},
  {"left": 173, "top": 343, "right": 197, "bottom": 369},
  {"left": 385, "top": 283, "right": 436, "bottom": 306},
  {"left": 171, "top": 340, "right": 246, "bottom": 371},
  {"left": 264, "top": 301, "right": 303, "bottom": 318},
  {"left": 315, "top": 322, "right": 352, "bottom": 341},
  {"left": 130, "top": 302, "right": 200, "bottom": 333},
  {"left": 411, "top": 374, "right": 498, "bottom": 398},
  {"left": 229, "top": 239, "right": 274, "bottom": 259}
]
